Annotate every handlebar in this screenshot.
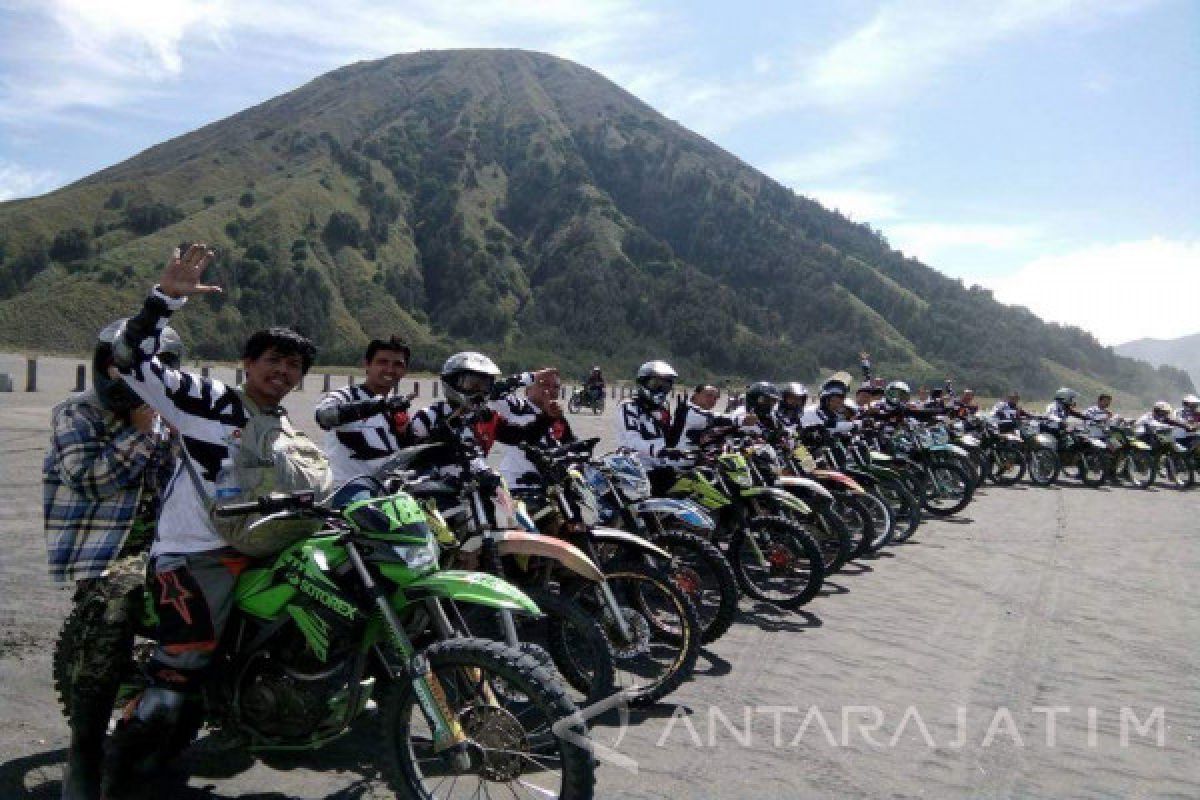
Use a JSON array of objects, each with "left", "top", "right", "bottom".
[{"left": 214, "top": 490, "right": 318, "bottom": 518}]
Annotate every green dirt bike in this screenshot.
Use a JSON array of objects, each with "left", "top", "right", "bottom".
[
  {"left": 889, "top": 421, "right": 975, "bottom": 516},
  {"left": 54, "top": 487, "right": 596, "bottom": 799},
  {"left": 665, "top": 447, "right": 826, "bottom": 609},
  {"left": 1102, "top": 419, "right": 1156, "bottom": 489},
  {"left": 1143, "top": 426, "right": 1195, "bottom": 489}
]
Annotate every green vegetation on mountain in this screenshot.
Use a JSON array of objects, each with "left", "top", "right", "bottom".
[{"left": 0, "top": 49, "right": 1191, "bottom": 401}]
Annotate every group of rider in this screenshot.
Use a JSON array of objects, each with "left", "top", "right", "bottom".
[{"left": 43, "top": 244, "right": 1199, "bottom": 799}]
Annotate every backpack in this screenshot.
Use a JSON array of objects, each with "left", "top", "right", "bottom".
[{"left": 187, "top": 390, "right": 333, "bottom": 557}]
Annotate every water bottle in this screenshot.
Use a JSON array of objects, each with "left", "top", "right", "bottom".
[{"left": 214, "top": 458, "right": 242, "bottom": 502}]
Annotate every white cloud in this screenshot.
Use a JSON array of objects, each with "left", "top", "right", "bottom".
[
  {"left": 0, "top": 0, "right": 661, "bottom": 123},
  {"left": 0, "top": 160, "right": 61, "bottom": 202},
  {"left": 805, "top": 188, "right": 902, "bottom": 223},
  {"left": 886, "top": 221, "right": 1042, "bottom": 262},
  {"left": 765, "top": 131, "right": 894, "bottom": 184},
  {"left": 978, "top": 237, "right": 1200, "bottom": 344}
]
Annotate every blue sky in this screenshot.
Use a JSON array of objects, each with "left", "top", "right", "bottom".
[{"left": 1, "top": 0, "right": 1196, "bottom": 344}]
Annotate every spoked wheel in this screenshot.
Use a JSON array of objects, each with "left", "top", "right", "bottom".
[
  {"left": 1158, "top": 453, "right": 1193, "bottom": 489},
  {"left": 989, "top": 445, "right": 1026, "bottom": 486},
  {"left": 832, "top": 496, "right": 876, "bottom": 557},
  {"left": 876, "top": 480, "right": 921, "bottom": 544},
  {"left": 1076, "top": 450, "right": 1108, "bottom": 487},
  {"left": 728, "top": 515, "right": 824, "bottom": 608},
  {"left": 654, "top": 530, "right": 740, "bottom": 645},
  {"left": 1121, "top": 450, "right": 1155, "bottom": 489},
  {"left": 566, "top": 565, "right": 700, "bottom": 707},
  {"left": 459, "top": 590, "right": 616, "bottom": 707},
  {"left": 855, "top": 491, "right": 894, "bottom": 554},
  {"left": 379, "top": 638, "right": 596, "bottom": 800},
  {"left": 1027, "top": 447, "right": 1060, "bottom": 486},
  {"left": 921, "top": 463, "right": 973, "bottom": 516}
]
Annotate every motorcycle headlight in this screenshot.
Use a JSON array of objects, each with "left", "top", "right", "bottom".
[{"left": 392, "top": 538, "right": 439, "bottom": 569}]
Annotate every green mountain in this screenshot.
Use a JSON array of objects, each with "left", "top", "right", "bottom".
[
  {"left": 0, "top": 49, "right": 1191, "bottom": 401},
  {"left": 1116, "top": 334, "right": 1200, "bottom": 392}
]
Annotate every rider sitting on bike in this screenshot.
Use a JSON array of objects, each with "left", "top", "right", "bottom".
[
  {"left": 991, "top": 391, "right": 1032, "bottom": 432},
  {"left": 104, "top": 245, "right": 324, "bottom": 796},
  {"left": 44, "top": 321, "right": 183, "bottom": 800},
  {"left": 1179, "top": 394, "right": 1200, "bottom": 426},
  {"left": 777, "top": 383, "right": 809, "bottom": 431},
  {"left": 584, "top": 365, "right": 605, "bottom": 405},
  {"left": 1044, "top": 388, "right": 1086, "bottom": 431},
  {"left": 314, "top": 336, "right": 412, "bottom": 484},
  {"left": 406, "top": 352, "right": 557, "bottom": 476},
  {"left": 802, "top": 378, "right": 860, "bottom": 433},
  {"left": 493, "top": 370, "right": 578, "bottom": 490},
  {"left": 1083, "top": 394, "right": 1115, "bottom": 427},
  {"left": 951, "top": 388, "right": 979, "bottom": 420},
  {"left": 617, "top": 360, "right": 689, "bottom": 494},
  {"left": 865, "top": 381, "right": 943, "bottom": 430},
  {"left": 730, "top": 382, "right": 780, "bottom": 436},
  {"left": 670, "top": 383, "right": 739, "bottom": 446},
  {"left": 1136, "top": 402, "right": 1196, "bottom": 437}
]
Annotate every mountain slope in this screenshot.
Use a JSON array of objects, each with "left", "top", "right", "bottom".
[
  {"left": 0, "top": 49, "right": 1191, "bottom": 401},
  {"left": 1116, "top": 334, "right": 1200, "bottom": 391}
]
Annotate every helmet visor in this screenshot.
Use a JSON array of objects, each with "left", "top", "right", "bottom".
[
  {"left": 642, "top": 376, "right": 674, "bottom": 394},
  {"left": 451, "top": 372, "right": 495, "bottom": 397}
]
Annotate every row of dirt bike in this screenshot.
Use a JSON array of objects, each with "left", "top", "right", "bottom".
[
  {"left": 52, "top": 405, "right": 1190, "bottom": 799},
  {"left": 955, "top": 414, "right": 1200, "bottom": 490}
]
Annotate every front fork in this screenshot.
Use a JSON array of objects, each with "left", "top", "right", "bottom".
[{"left": 343, "top": 541, "right": 469, "bottom": 762}]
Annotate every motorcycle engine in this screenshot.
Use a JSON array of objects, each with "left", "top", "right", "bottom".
[{"left": 235, "top": 629, "right": 356, "bottom": 740}]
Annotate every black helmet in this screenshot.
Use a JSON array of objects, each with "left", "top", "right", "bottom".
[
  {"left": 746, "top": 381, "right": 781, "bottom": 414},
  {"left": 93, "top": 319, "right": 183, "bottom": 413},
  {"left": 820, "top": 378, "right": 849, "bottom": 404}
]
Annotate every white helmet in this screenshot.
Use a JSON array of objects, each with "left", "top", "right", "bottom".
[
  {"left": 1054, "top": 387, "right": 1078, "bottom": 407},
  {"left": 883, "top": 380, "right": 911, "bottom": 407},
  {"left": 1152, "top": 401, "right": 1173, "bottom": 418},
  {"left": 1182, "top": 394, "right": 1199, "bottom": 409},
  {"left": 635, "top": 360, "right": 677, "bottom": 408},
  {"left": 440, "top": 351, "right": 500, "bottom": 408}
]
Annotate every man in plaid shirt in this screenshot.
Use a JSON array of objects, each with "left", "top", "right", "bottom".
[{"left": 43, "top": 321, "right": 181, "bottom": 800}]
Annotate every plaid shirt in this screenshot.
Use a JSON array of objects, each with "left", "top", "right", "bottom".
[{"left": 43, "top": 390, "right": 177, "bottom": 582}]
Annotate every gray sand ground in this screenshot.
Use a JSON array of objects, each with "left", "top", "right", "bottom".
[{"left": 1, "top": 355, "right": 1197, "bottom": 798}]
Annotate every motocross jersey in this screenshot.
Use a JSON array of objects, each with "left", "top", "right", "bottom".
[
  {"left": 1181, "top": 407, "right": 1200, "bottom": 425},
  {"left": 407, "top": 373, "right": 535, "bottom": 476},
  {"left": 1082, "top": 405, "right": 1114, "bottom": 425},
  {"left": 991, "top": 401, "right": 1025, "bottom": 422},
  {"left": 113, "top": 287, "right": 272, "bottom": 555},
  {"left": 729, "top": 405, "right": 786, "bottom": 438},
  {"left": 491, "top": 394, "right": 577, "bottom": 488},
  {"left": 616, "top": 397, "right": 676, "bottom": 468},
  {"left": 1044, "top": 401, "right": 1081, "bottom": 430},
  {"left": 800, "top": 406, "right": 858, "bottom": 434},
  {"left": 671, "top": 400, "right": 736, "bottom": 446},
  {"left": 314, "top": 383, "right": 407, "bottom": 483}
]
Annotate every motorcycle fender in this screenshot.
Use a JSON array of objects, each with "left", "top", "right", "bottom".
[
  {"left": 958, "top": 434, "right": 981, "bottom": 448},
  {"left": 403, "top": 569, "right": 541, "bottom": 615},
  {"left": 930, "top": 443, "right": 969, "bottom": 458},
  {"left": 632, "top": 497, "right": 716, "bottom": 530},
  {"left": 460, "top": 530, "right": 606, "bottom": 583},
  {"left": 1035, "top": 434, "right": 1057, "bottom": 449},
  {"left": 590, "top": 526, "right": 673, "bottom": 562},
  {"left": 869, "top": 452, "right": 896, "bottom": 465},
  {"left": 742, "top": 486, "right": 812, "bottom": 515},
  {"left": 865, "top": 464, "right": 901, "bottom": 483},
  {"left": 810, "top": 470, "right": 866, "bottom": 495},
  {"left": 776, "top": 475, "right": 834, "bottom": 501},
  {"left": 1129, "top": 440, "right": 1152, "bottom": 451}
]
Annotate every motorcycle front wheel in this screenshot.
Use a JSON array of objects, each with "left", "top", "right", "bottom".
[{"left": 378, "top": 637, "right": 596, "bottom": 800}]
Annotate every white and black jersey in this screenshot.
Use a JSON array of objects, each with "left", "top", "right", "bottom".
[
  {"left": 616, "top": 398, "right": 674, "bottom": 468},
  {"left": 115, "top": 287, "right": 261, "bottom": 555},
  {"left": 314, "top": 384, "right": 404, "bottom": 484},
  {"left": 1082, "top": 405, "right": 1114, "bottom": 425},
  {"left": 801, "top": 406, "right": 857, "bottom": 434},
  {"left": 671, "top": 401, "right": 735, "bottom": 447},
  {"left": 492, "top": 395, "right": 577, "bottom": 488}
]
